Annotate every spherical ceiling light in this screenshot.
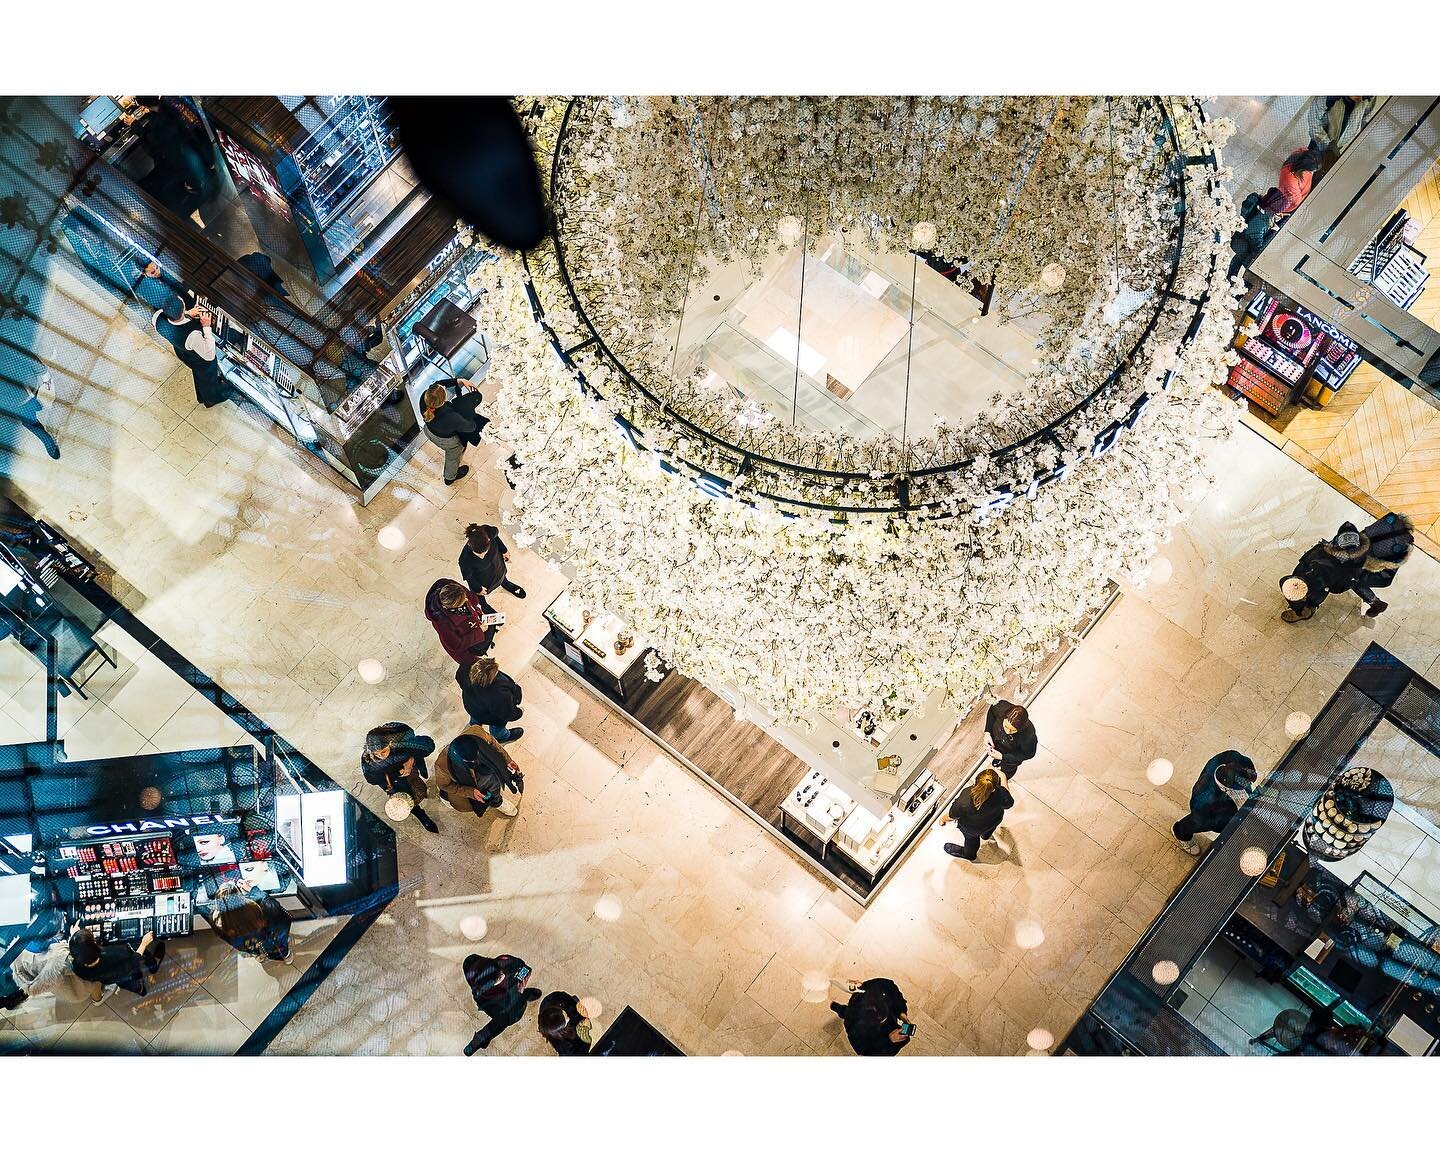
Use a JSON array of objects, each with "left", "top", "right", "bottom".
[
  {"left": 911, "top": 220, "right": 938, "bottom": 251},
  {"left": 1151, "top": 960, "right": 1180, "bottom": 986},
  {"left": 1014, "top": 920, "right": 1046, "bottom": 950},
  {"left": 1149, "top": 556, "right": 1173, "bottom": 586},
  {"left": 459, "top": 915, "right": 488, "bottom": 941},
  {"left": 1040, "top": 262, "right": 1067, "bottom": 291},
  {"left": 138, "top": 786, "right": 162, "bottom": 811},
  {"left": 578, "top": 996, "right": 604, "bottom": 1020},
  {"left": 593, "top": 894, "right": 622, "bottom": 921},
  {"left": 1146, "top": 758, "right": 1175, "bottom": 786},
  {"left": 1281, "top": 576, "right": 1308, "bottom": 602},
  {"left": 1285, "top": 712, "right": 1312, "bottom": 740},
  {"left": 1239, "top": 846, "right": 1269, "bottom": 877},
  {"left": 776, "top": 215, "right": 804, "bottom": 247},
  {"left": 377, "top": 525, "right": 405, "bottom": 550},
  {"left": 801, "top": 970, "right": 831, "bottom": 1002},
  {"left": 1026, "top": 1027, "right": 1054, "bottom": 1052},
  {"left": 721, "top": 1049, "right": 744, "bottom": 1057},
  {"left": 358, "top": 658, "right": 387, "bottom": 685}
]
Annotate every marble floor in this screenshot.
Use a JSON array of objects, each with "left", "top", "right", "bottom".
[{"left": 7, "top": 138, "right": 1440, "bottom": 1054}]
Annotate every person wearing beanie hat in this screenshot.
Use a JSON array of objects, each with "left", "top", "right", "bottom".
[
  {"left": 1172, "top": 750, "right": 1258, "bottom": 856},
  {"left": 361, "top": 722, "right": 440, "bottom": 834},
  {"left": 462, "top": 953, "right": 542, "bottom": 1054},
  {"left": 1281, "top": 522, "right": 1372, "bottom": 622}
]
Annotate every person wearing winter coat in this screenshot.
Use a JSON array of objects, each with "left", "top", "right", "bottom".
[
  {"left": 1281, "top": 523, "right": 1373, "bottom": 622},
  {"left": 1229, "top": 191, "right": 1275, "bottom": 279},
  {"left": 830, "top": 977, "right": 913, "bottom": 1056},
  {"left": 199, "top": 882, "right": 292, "bottom": 962},
  {"left": 939, "top": 768, "right": 1014, "bottom": 861},
  {"left": 538, "top": 990, "right": 593, "bottom": 1056},
  {"left": 458, "top": 657, "right": 525, "bottom": 743},
  {"left": 425, "top": 578, "right": 499, "bottom": 664},
  {"left": 436, "top": 725, "right": 524, "bottom": 818},
  {"left": 153, "top": 303, "right": 224, "bottom": 407},
  {"left": 421, "top": 379, "right": 487, "bottom": 485},
  {"left": 984, "top": 700, "right": 1037, "bottom": 779},
  {"left": 1172, "top": 750, "right": 1258, "bottom": 856},
  {"left": 459, "top": 523, "right": 526, "bottom": 599},
  {"left": 1259, "top": 146, "right": 1324, "bottom": 216},
  {"left": 462, "top": 953, "right": 542, "bottom": 1054},
  {"left": 361, "top": 721, "right": 440, "bottom": 833},
  {"left": 1308, "top": 96, "right": 1377, "bottom": 158},
  {"left": 1355, "top": 513, "right": 1415, "bottom": 613},
  {"left": 5, "top": 914, "right": 76, "bottom": 1007}
]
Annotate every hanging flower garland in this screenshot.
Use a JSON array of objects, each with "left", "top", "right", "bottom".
[{"left": 476, "top": 98, "right": 1244, "bottom": 725}]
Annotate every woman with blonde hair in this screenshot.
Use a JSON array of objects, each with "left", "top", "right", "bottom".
[
  {"left": 938, "top": 768, "right": 1013, "bottom": 861},
  {"left": 420, "top": 377, "right": 487, "bottom": 484}
]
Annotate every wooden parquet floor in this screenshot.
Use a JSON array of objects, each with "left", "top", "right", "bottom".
[{"left": 1250, "top": 160, "right": 1440, "bottom": 557}]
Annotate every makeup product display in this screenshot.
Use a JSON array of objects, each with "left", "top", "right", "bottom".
[{"left": 58, "top": 834, "right": 193, "bottom": 941}]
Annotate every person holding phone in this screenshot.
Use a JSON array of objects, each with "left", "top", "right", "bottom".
[
  {"left": 425, "top": 579, "right": 499, "bottom": 664},
  {"left": 830, "top": 977, "right": 913, "bottom": 1056},
  {"left": 984, "top": 700, "right": 1037, "bottom": 779},
  {"left": 462, "top": 953, "right": 542, "bottom": 1054},
  {"left": 436, "top": 726, "right": 524, "bottom": 818}
]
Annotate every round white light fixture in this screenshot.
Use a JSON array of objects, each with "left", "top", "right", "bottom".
[
  {"left": 1026, "top": 1027, "right": 1054, "bottom": 1051},
  {"left": 384, "top": 793, "right": 414, "bottom": 821},
  {"left": 1149, "top": 556, "right": 1173, "bottom": 586},
  {"left": 593, "top": 895, "right": 623, "bottom": 922},
  {"left": 358, "top": 658, "right": 386, "bottom": 685},
  {"left": 911, "top": 220, "right": 938, "bottom": 251},
  {"left": 802, "top": 971, "right": 831, "bottom": 1002},
  {"left": 1281, "top": 576, "right": 1308, "bottom": 602},
  {"left": 776, "top": 215, "right": 804, "bottom": 247},
  {"left": 1040, "top": 262, "right": 1067, "bottom": 291},
  {"left": 377, "top": 525, "right": 405, "bottom": 550},
  {"left": 1146, "top": 758, "right": 1175, "bottom": 786},
  {"left": 459, "top": 915, "right": 488, "bottom": 941},
  {"left": 1014, "top": 920, "right": 1046, "bottom": 950},
  {"left": 1151, "top": 960, "right": 1180, "bottom": 986},
  {"left": 721, "top": 1049, "right": 744, "bottom": 1057},
  {"left": 578, "top": 996, "right": 604, "bottom": 1021},
  {"left": 1285, "top": 712, "right": 1312, "bottom": 740},
  {"left": 1239, "top": 846, "right": 1269, "bottom": 877}
]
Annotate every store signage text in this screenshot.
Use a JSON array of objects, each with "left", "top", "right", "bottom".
[{"left": 80, "top": 814, "right": 242, "bottom": 838}]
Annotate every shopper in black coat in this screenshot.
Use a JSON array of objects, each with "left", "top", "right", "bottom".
[
  {"left": 831, "top": 977, "right": 913, "bottom": 1056},
  {"left": 1354, "top": 513, "right": 1414, "bottom": 614},
  {"left": 460, "top": 523, "right": 526, "bottom": 599},
  {"left": 68, "top": 926, "right": 164, "bottom": 998},
  {"left": 462, "top": 953, "right": 542, "bottom": 1054},
  {"left": 985, "top": 700, "right": 1037, "bottom": 778},
  {"left": 939, "top": 768, "right": 1014, "bottom": 861},
  {"left": 1281, "top": 524, "right": 1372, "bottom": 622},
  {"left": 1172, "top": 750, "right": 1258, "bottom": 856},
  {"left": 457, "top": 657, "right": 524, "bottom": 743},
  {"left": 538, "top": 990, "right": 593, "bottom": 1056},
  {"left": 361, "top": 722, "right": 440, "bottom": 833}
]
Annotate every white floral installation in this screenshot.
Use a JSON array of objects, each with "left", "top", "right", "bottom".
[{"left": 478, "top": 97, "right": 1244, "bottom": 725}]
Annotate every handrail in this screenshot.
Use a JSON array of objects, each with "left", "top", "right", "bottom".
[{"left": 529, "top": 96, "right": 1217, "bottom": 505}]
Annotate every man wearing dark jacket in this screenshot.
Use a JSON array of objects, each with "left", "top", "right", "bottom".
[
  {"left": 457, "top": 657, "right": 524, "bottom": 743},
  {"left": 831, "top": 977, "right": 913, "bottom": 1056},
  {"left": 1281, "top": 524, "right": 1373, "bottom": 622},
  {"left": 1172, "top": 750, "right": 1258, "bottom": 856},
  {"left": 462, "top": 953, "right": 542, "bottom": 1054}
]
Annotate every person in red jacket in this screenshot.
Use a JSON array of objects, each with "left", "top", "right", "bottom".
[
  {"left": 1259, "top": 146, "right": 1324, "bottom": 216},
  {"left": 425, "top": 578, "right": 499, "bottom": 664}
]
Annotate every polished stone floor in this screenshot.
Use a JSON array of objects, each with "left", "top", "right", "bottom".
[{"left": 7, "top": 237, "right": 1440, "bottom": 1055}]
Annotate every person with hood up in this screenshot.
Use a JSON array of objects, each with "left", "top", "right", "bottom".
[
  {"left": 457, "top": 657, "right": 524, "bottom": 743},
  {"left": 1172, "top": 750, "right": 1258, "bottom": 856},
  {"left": 1280, "top": 523, "right": 1373, "bottom": 622},
  {"left": 1354, "top": 512, "right": 1415, "bottom": 616},
  {"left": 425, "top": 578, "right": 499, "bottom": 664},
  {"left": 462, "top": 953, "right": 542, "bottom": 1054},
  {"left": 361, "top": 721, "right": 441, "bottom": 833}
]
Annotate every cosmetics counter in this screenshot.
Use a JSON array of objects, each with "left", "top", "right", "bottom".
[
  {"left": 1227, "top": 287, "right": 1362, "bottom": 415},
  {"left": 1349, "top": 209, "right": 1431, "bottom": 313},
  {"left": 541, "top": 591, "right": 655, "bottom": 703}
]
